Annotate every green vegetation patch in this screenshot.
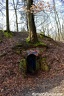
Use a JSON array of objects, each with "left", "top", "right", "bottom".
[
  {"left": 33, "top": 41, "right": 46, "bottom": 47},
  {"left": 4, "top": 31, "right": 13, "bottom": 38},
  {"left": 19, "top": 58, "right": 27, "bottom": 77},
  {"left": 26, "top": 37, "right": 30, "bottom": 43},
  {"left": 36, "top": 58, "right": 41, "bottom": 71},
  {"left": 40, "top": 57, "right": 50, "bottom": 72},
  {"left": 19, "top": 59, "right": 26, "bottom": 70},
  {"left": 26, "top": 38, "right": 47, "bottom": 47},
  {"left": 30, "top": 41, "right": 47, "bottom": 48}
]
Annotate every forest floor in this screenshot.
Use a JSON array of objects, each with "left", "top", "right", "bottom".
[{"left": 0, "top": 32, "right": 64, "bottom": 96}]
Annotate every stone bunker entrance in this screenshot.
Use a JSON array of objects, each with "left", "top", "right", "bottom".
[
  {"left": 26, "top": 49, "right": 39, "bottom": 74},
  {"left": 12, "top": 44, "right": 49, "bottom": 75},
  {"left": 19, "top": 47, "right": 49, "bottom": 76}
]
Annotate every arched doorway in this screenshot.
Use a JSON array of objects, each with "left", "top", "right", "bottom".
[{"left": 26, "top": 54, "right": 36, "bottom": 74}]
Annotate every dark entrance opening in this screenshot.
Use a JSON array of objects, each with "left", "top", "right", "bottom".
[{"left": 26, "top": 54, "right": 36, "bottom": 74}]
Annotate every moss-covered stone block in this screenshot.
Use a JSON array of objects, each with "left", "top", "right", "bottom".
[
  {"left": 19, "top": 59, "right": 27, "bottom": 74},
  {"left": 36, "top": 59, "right": 40, "bottom": 71},
  {"left": 40, "top": 57, "right": 50, "bottom": 72},
  {"left": 41, "top": 64, "right": 50, "bottom": 71},
  {"left": 19, "top": 56, "right": 50, "bottom": 76}
]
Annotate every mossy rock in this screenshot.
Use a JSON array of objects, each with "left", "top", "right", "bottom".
[
  {"left": 36, "top": 59, "right": 41, "bottom": 71},
  {"left": 41, "top": 57, "right": 46, "bottom": 63},
  {"left": 29, "top": 41, "right": 47, "bottom": 47},
  {"left": 19, "top": 59, "right": 27, "bottom": 74},
  {"left": 41, "top": 64, "right": 50, "bottom": 71},
  {"left": 40, "top": 57, "right": 50, "bottom": 71}
]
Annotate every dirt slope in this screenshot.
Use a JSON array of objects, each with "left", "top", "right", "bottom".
[{"left": 0, "top": 32, "right": 64, "bottom": 96}]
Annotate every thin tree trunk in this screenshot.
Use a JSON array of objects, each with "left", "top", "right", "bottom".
[
  {"left": 15, "top": 8, "right": 18, "bottom": 32},
  {"left": 6, "top": 0, "right": 10, "bottom": 32},
  {"left": 53, "top": 0, "right": 61, "bottom": 41},
  {"left": 13, "top": 0, "right": 18, "bottom": 32}
]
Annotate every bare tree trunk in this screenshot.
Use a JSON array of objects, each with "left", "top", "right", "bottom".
[
  {"left": 15, "top": 9, "right": 18, "bottom": 32},
  {"left": 6, "top": 0, "right": 10, "bottom": 32},
  {"left": 53, "top": 0, "right": 61, "bottom": 41},
  {"left": 27, "top": 0, "right": 38, "bottom": 43},
  {"left": 13, "top": 0, "right": 18, "bottom": 32}
]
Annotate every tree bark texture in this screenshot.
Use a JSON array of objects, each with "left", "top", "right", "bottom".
[
  {"left": 6, "top": 0, "right": 10, "bottom": 32},
  {"left": 27, "top": 0, "right": 38, "bottom": 43}
]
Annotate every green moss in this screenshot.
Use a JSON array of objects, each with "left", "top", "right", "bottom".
[
  {"left": 26, "top": 40, "right": 46, "bottom": 47},
  {"left": 19, "top": 59, "right": 27, "bottom": 73},
  {"left": 40, "top": 57, "right": 50, "bottom": 71},
  {"left": 41, "top": 57, "right": 46, "bottom": 63},
  {"left": 33, "top": 41, "right": 46, "bottom": 47},
  {"left": 4, "top": 31, "right": 13, "bottom": 38},
  {"left": 41, "top": 64, "right": 49, "bottom": 71},
  {"left": 36, "top": 59, "right": 40, "bottom": 70},
  {"left": 19, "top": 58, "right": 27, "bottom": 77},
  {"left": 26, "top": 37, "right": 30, "bottom": 43}
]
